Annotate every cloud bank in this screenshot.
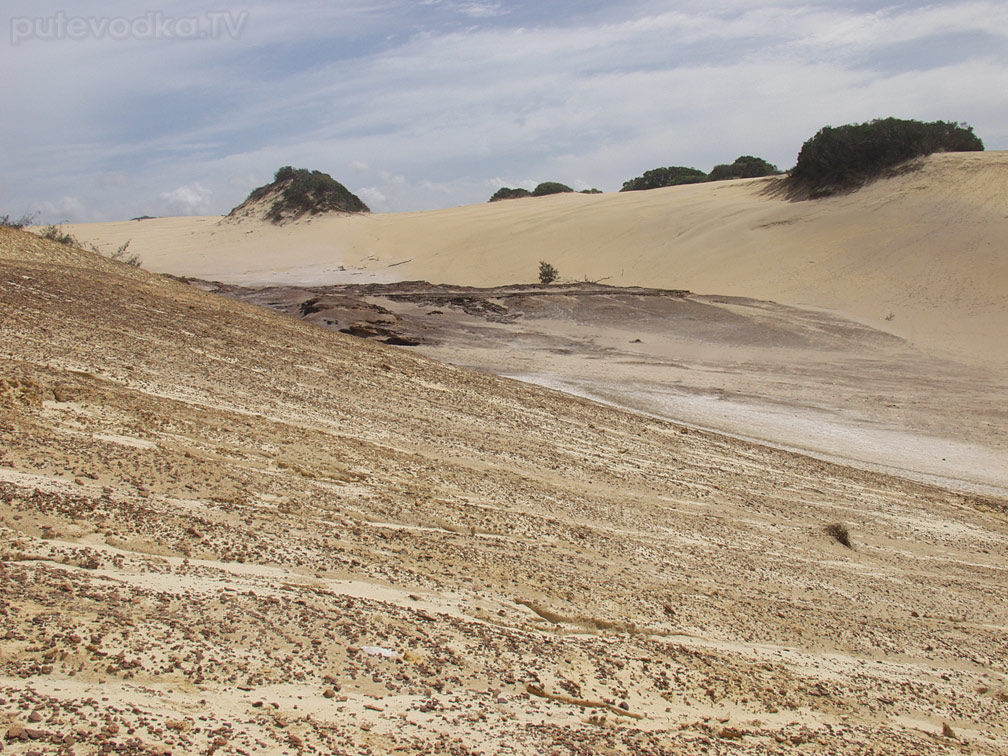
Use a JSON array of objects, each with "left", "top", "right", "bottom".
[{"left": 2, "top": 0, "right": 1006, "bottom": 221}]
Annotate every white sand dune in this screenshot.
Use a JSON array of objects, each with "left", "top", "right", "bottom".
[{"left": 64, "top": 151, "right": 1008, "bottom": 366}]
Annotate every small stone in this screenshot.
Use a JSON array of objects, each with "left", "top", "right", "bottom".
[
  {"left": 27, "top": 712, "right": 42, "bottom": 723},
  {"left": 24, "top": 729, "right": 45, "bottom": 741},
  {"left": 718, "top": 727, "right": 745, "bottom": 741},
  {"left": 942, "top": 722, "right": 957, "bottom": 739},
  {"left": 323, "top": 688, "right": 336, "bottom": 699},
  {"left": 5, "top": 726, "right": 25, "bottom": 741}
]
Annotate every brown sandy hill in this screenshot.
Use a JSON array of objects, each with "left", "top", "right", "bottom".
[
  {"left": 63, "top": 150, "right": 1008, "bottom": 367},
  {"left": 2, "top": 227, "right": 1007, "bottom": 754}
]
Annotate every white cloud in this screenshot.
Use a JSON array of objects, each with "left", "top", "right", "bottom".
[
  {"left": 158, "top": 182, "right": 213, "bottom": 216},
  {"left": 356, "top": 187, "right": 387, "bottom": 209},
  {"left": 38, "top": 195, "right": 86, "bottom": 223}
]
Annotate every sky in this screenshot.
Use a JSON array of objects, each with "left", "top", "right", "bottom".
[{"left": 2, "top": 0, "right": 1007, "bottom": 221}]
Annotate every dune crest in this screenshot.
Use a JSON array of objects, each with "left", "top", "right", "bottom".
[{"left": 65, "top": 151, "right": 1008, "bottom": 366}]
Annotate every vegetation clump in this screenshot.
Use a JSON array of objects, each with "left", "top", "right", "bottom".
[
  {"left": 789, "top": 118, "right": 983, "bottom": 197},
  {"left": 491, "top": 183, "right": 589, "bottom": 201},
  {"left": 235, "top": 167, "right": 370, "bottom": 224},
  {"left": 30, "top": 223, "right": 141, "bottom": 267},
  {"left": 39, "top": 224, "right": 82, "bottom": 246},
  {"left": 532, "top": 182, "right": 574, "bottom": 197},
  {"left": 620, "top": 166, "right": 707, "bottom": 192},
  {"left": 538, "top": 261, "right": 559, "bottom": 284},
  {"left": 708, "top": 156, "right": 781, "bottom": 181},
  {"left": 0, "top": 212, "right": 37, "bottom": 229},
  {"left": 489, "top": 187, "right": 532, "bottom": 202},
  {"left": 825, "top": 522, "right": 853, "bottom": 549}
]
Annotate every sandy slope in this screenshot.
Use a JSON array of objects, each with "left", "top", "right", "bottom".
[
  {"left": 63, "top": 151, "right": 1008, "bottom": 366},
  {"left": 3, "top": 228, "right": 1008, "bottom": 754}
]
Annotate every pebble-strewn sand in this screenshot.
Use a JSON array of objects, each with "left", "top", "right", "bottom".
[{"left": 3, "top": 227, "right": 1006, "bottom": 754}]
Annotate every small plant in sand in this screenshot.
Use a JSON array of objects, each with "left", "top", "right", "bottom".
[
  {"left": 825, "top": 522, "right": 853, "bottom": 549},
  {"left": 40, "top": 224, "right": 81, "bottom": 246},
  {"left": 110, "top": 239, "right": 141, "bottom": 267},
  {"left": 539, "top": 261, "right": 559, "bottom": 285},
  {"left": 0, "top": 212, "right": 37, "bottom": 229}
]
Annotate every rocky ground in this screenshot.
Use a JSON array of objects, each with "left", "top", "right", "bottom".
[{"left": 2, "top": 226, "right": 1007, "bottom": 754}]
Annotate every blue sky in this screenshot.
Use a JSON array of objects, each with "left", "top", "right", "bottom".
[{"left": 2, "top": 0, "right": 1007, "bottom": 221}]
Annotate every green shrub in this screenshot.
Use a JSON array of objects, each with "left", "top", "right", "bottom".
[
  {"left": 239, "top": 167, "right": 369, "bottom": 222},
  {"left": 708, "top": 156, "right": 781, "bottom": 181},
  {"left": 620, "top": 166, "right": 707, "bottom": 192},
  {"left": 580, "top": 188, "right": 602, "bottom": 194},
  {"left": 532, "top": 182, "right": 574, "bottom": 197},
  {"left": 538, "top": 261, "right": 559, "bottom": 284},
  {"left": 268, "top": 168, "right": 369, "bottom": 221},
  {"left": 489, "top": 187, "right": 533, "bottom": 202},
  {"left": 789, "top": 118, "right": 983, "bottom": 197},
  {"left": 39, "top": 224, "right": 80, "bottom": 246}
]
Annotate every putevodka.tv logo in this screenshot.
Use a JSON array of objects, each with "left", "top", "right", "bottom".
[{"left": 10, "top": 11, "right": 249, "bottom": 45}]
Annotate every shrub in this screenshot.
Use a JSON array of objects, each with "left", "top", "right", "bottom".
[
  {"left": 532, "top": 182, "right": 574, "bottom": 197},
  {"left": 0, "top": 212, "right": 37, "bottom": 229},
  {"left": 39, "top": 224, "right": 80, "bottom": 246},
  {"left": 489, "top": 187, "right": 532, "bottom": 202},
  {"left": 268, "top": 168, "right": 370, "bottom": 221},
  {"left": 708, "top": 156, "right": 781, "bottom": 181},
  {"left": 32, "top": 223, "right": 142, "bottom": 266},
  {"left": 538, "top": 261, "right": 559, "bottom": 284},
  {"left": 789, "top": 117, "right": 983, "bottom": 197},
  {"left": 238, "top": 167, "right": 370, "bottom": 223},
  {"left": 825, "top": 522, "right": 853, "bottom": 549},
  {"left": 110, "top": 240, "right": 141, "bottom": 267},
  {"left": 620, "top": 166, "right": 707, "bottom": 192},
  {"left": 580, "top": 188, "right": 602, "bottom": 194}
]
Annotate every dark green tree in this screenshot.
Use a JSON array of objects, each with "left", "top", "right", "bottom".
[
  {"left": 489, "top": 187, "right": 533, "bottom": 202},
  {"left": 620, "top": 166, "right": 707, "bottom": 192},
  {"left": 789, "top": 118, "right": 983, "bottom": 196},
  {"left": 708, "top": 156, "right": 781, "bottom": 181},
  {"left": 532, "top": 182, "right": 574, "bottom": 197}
]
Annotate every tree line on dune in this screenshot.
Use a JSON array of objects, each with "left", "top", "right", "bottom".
[
  {"left": 2, "top": 118, "right": 986, "bottom": 227},
  {"left": 488, "top": 117, "right": 984, "bottom": 202}
]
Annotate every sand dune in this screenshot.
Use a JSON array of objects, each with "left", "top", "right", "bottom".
[
  {"left": 64, "top": 151, "right": 1008, "bottom": 366},
  {"left": 3, "top": 227, "right": 1007, "bottom": 754}
]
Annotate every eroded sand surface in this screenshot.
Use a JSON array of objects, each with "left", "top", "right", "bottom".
[
  {"left": 3, "top": 228, "right": 1008, "bottom": 754},
  {"left": 203, "top": 281, "right": 1008, "bottom": 496}
]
